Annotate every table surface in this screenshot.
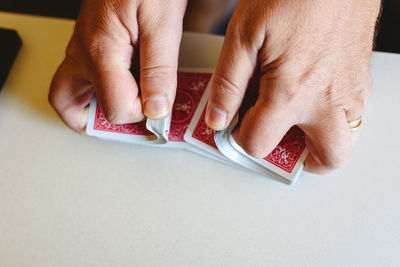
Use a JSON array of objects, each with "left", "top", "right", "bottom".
[{"left": 1, "top": 12, "right": 400, "bottom": 267}]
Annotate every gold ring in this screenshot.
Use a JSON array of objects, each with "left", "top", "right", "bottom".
[{"left": 348, "top": 116, "right": 362, "bottom": 131}]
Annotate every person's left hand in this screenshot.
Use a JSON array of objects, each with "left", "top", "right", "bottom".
[{"left": 49, "top": 0, "right": 187, "bottom": 133}]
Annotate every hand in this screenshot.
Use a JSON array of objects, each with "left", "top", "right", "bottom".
[
  {"left": 205, "top": 0, "right": 381, "bottom": 173},
  {"left": 49, "top": 0, "right": 187, "bottom": 133}
]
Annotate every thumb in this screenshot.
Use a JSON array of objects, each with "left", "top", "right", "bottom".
[
  {"left": 139, "top": 5, "right": 186, "bottom": 120},
  {"left": 205, "top": 25, "right": 258, "bottom": 130}
]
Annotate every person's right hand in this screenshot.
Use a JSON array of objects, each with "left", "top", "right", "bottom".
[
  {"left": 49, "top": 0, "right": 188, "bottom": 133},
  {"left": 204, "top": 0, "right": 380, "bottom": 174}
]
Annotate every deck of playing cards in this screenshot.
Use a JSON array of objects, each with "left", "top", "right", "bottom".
[{"left": 86, "top": 70, "right": 308, "bottom": 184}]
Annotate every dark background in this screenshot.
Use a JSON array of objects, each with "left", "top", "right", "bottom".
[{"left": 0, "top": 0, "right": 399, "bottom": 53}]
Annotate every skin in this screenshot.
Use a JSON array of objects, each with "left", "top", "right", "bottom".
[
  {"left": 205, "top": 0, "right": 381, "bottom": 173},
  {"left": 49, "top": 0, "right": 381, "bottom": 174},
  {"left": 49, "top": 0, "right": 188, "bottom": 132}
]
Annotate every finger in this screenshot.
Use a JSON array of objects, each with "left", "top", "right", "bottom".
[
  {"left": 232, "top": 76, "right": 298, "bottom": 158},
  {"left": 344, "top": 75, "right": 371, "bottom": 146},
  {"left": 89, "top": 34, "right": 144, "bottom": 124},
  {"left": 139, "top": 4, "right": 186, "bottom": 120},
  {"left": 205, "top": 21, "right": 259, "bottom": 130},
  {"left": 345, "top": 69, "right": 371, "bottom": 121},
  {"left": 49, "top": 59, "right": 94, "bottom": 133},
  {"left": 303, "top": 111, "right": 353, "bottom": 174}
]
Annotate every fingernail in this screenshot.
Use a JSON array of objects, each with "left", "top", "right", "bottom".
[
  {"left": 144, "top": 95, "right": 169, "bottom": 119},
  {"left": 206, "top": 105, "right": 227, "bottom": 130}
]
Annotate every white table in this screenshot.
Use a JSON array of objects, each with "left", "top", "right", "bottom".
[{"left": 1, "top": 12, "right": 400, "bottom": 267}]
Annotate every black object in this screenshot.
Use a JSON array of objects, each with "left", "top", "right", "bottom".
[{"left": 0, "top": 28, "right": 22, "bottom": 91}]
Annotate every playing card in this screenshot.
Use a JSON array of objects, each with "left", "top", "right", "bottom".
[
  {"left": 86, "top": 70, "right": 214, "bottom": 148},
  {"left": 183, "top": 82, "right": 229, "bottom": 160},
  {"left": 166, "top": 70, "right": 213, "bottom": 148}
]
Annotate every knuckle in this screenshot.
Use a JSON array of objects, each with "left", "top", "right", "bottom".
[
  {"left": 71, "top": 26, "right": 110, "bottom": 64},
  {"left": 140, "top": 65, "right": 176, "bottom": 82},
  {"left": 276, "top": 84, "right": 301, "bottom": 107},
  {"left": 212, "top": 74, "right": 243, "bottom": 100},
  {"left": 102, "top": 106, "right": 143, "bottom": 125},
  {"left": 259, "top": 64, "right": 310, "bottom": 110},
  {"left": 103, "top": 111, "right": 124, "bottom": 125},
  {"left": 323, "top": 85, "right": 340, "bottom": 105},
  {"left": 81, "top": 35, "right": 107, "bottom": 62},
  {"left": 102, "top": 106, "right": 125, "bottom": 124},
  {"left": 297, "top": 66, "right": 329, "bottom": 92},
  {"left": 72, "top": 12, "right": 113, "bottom": 59},
  {"left": 259, "top": 80, "right": 302, "bottom": 115},
  {"left": 65, "top": 29, "right": 104, "bottom": 65}
]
